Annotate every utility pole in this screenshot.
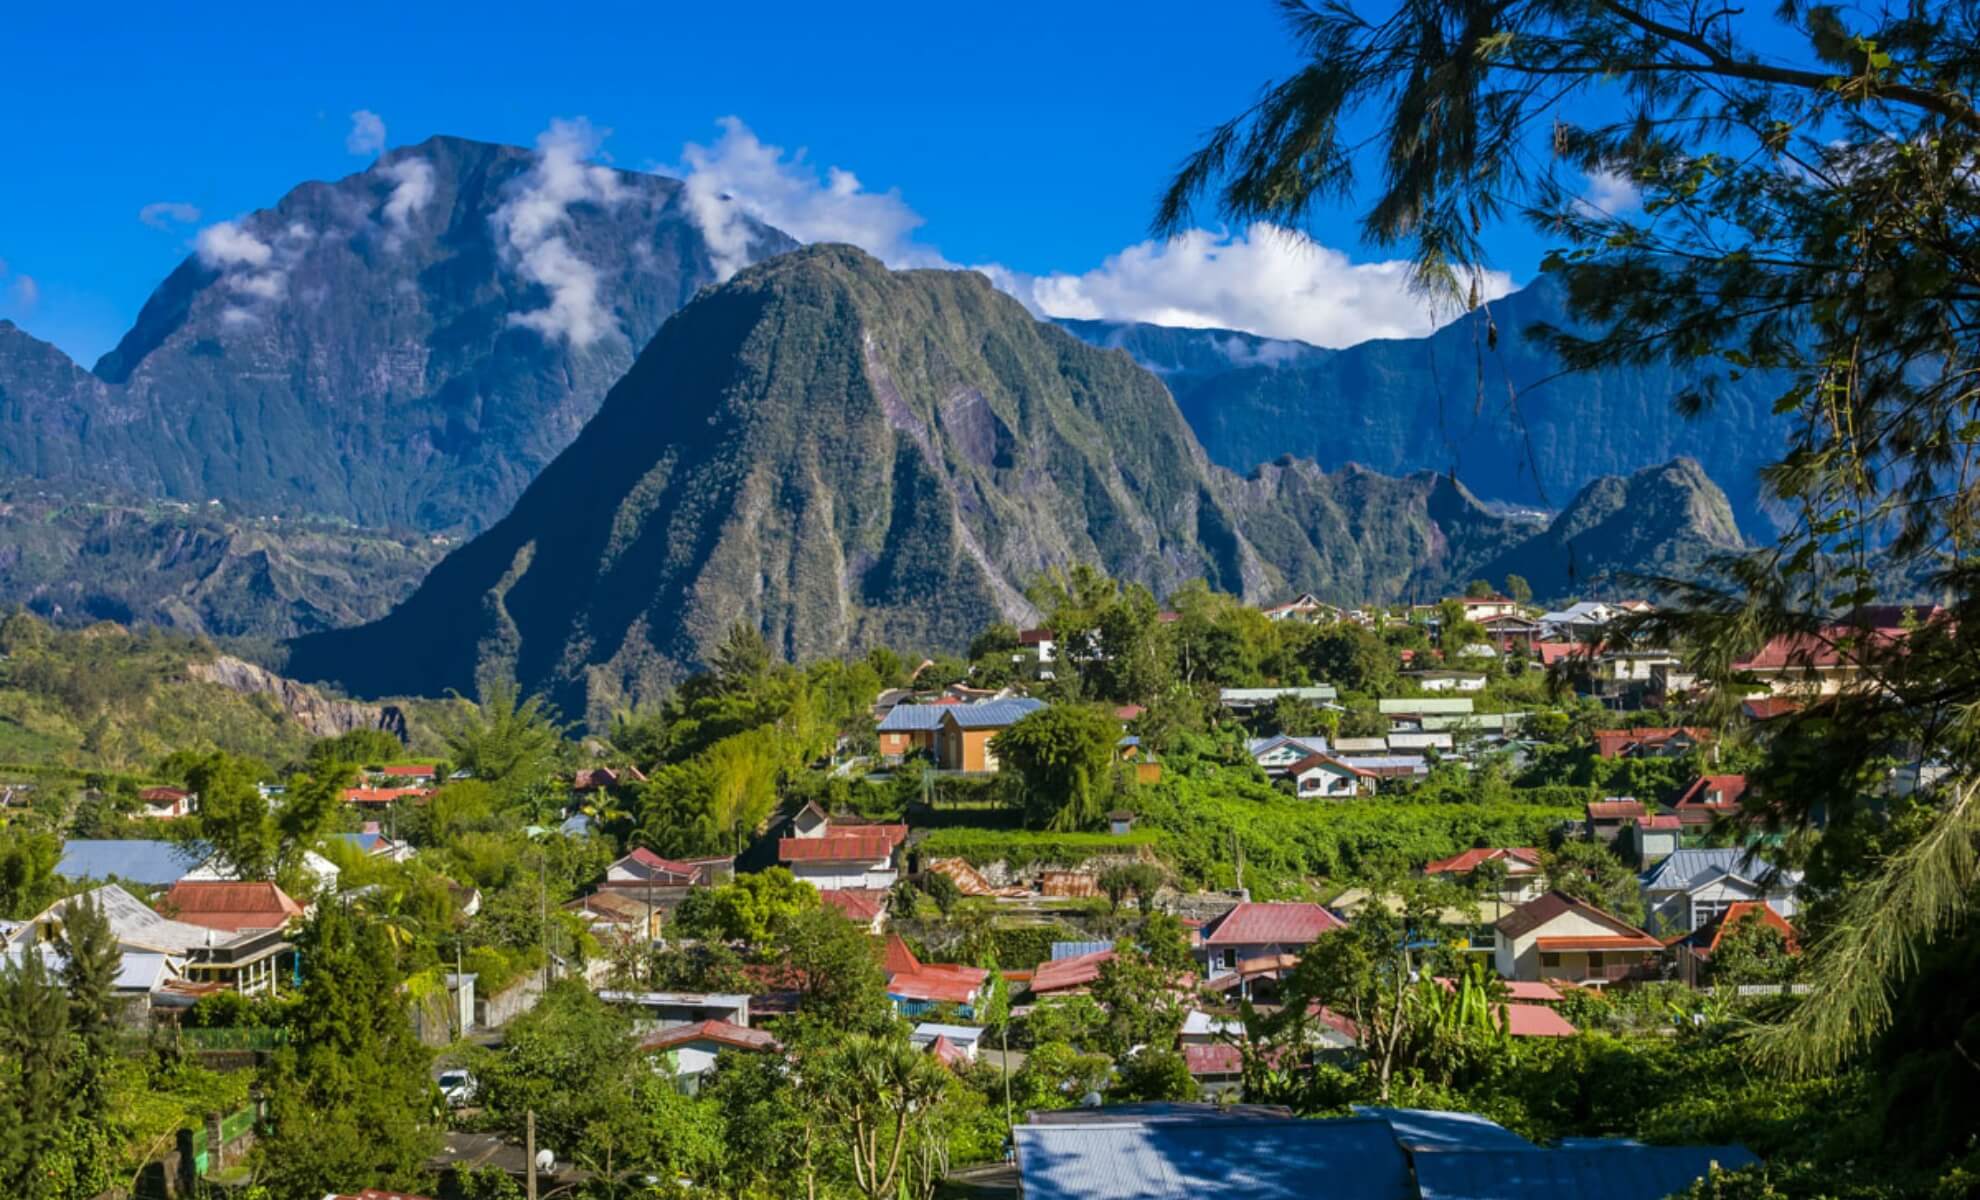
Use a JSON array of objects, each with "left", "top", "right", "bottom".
[
  {"left": 526, "top": 1109, "right": 538, "bottom": 1200},
  {"left": 539, "top": 855, "right": 549, "bottom": 991}
]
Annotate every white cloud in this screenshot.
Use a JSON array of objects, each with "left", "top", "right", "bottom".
[
  {"left": 675, "top": 117, "right": 937, "bottom": 279},
  {"left": 139, "top": 201, "right": 202, "bottom": 230},
  {"left": 9, "top": 275, "right": 38, "bottom": 312},
  {"left": 379, "top": 157, "right": 436, "bottom": 238},
  {"left": 195, "top": 221, "right": 273, "bottom": 270},
  {"left": 194, "top": 218, "right": 312, "bottom": 316},
  {"left": 347, "top": 109, "right": 387, "bottom": 156},
  {"left": 492, "top": 118, "right": 625, "bottom": 347},
  {"left": 666, "top": 117, "right": 1507, "bottom": 350},
  {"left": 1575, "top": 168, "right": 1640, "bottom": 218},
  {"left": 986, "top": 225, "right": 1513, "bottom": 348}
]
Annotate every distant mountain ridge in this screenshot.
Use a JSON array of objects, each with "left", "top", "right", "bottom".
[
  {"left": 1057, "top": 276, "right": 1791, "bottom": 538},
  {"left": 0, "top": 135, "right": 794, "bottom": 533},
  {"left": 286, "top": 246, "right": 1745, "bottom": 720}
]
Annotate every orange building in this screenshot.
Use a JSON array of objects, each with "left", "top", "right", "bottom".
[{"left": 935, "top": 699, "right": 1045, "bottom": 772}]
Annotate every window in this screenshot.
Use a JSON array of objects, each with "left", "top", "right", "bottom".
[{"left": 1540, "top": 952, "right": 1561, "bottom": 967}]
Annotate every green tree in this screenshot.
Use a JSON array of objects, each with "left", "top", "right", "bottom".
[
  {"left": 1464, "top": 580, "right": 1495, "bottom": 599},
  {"left": 1090, "top": 942, "right": 1189, "bottom": 1060},
  {"left": 1112, "top": 1047, "right": 1198, "bottom": 1103},
  {"left": 473, "top": 980, "right": 636, "bottom": 1160},
  {"left": 994, "top": 704, "right": 1121, "bottom": 831},
  {"left": 777, "top": 906, "right": 894, "bottom": 1034},
  {"left": 805, "top": 1033, "right": 955, "bottom": 1200},
  {"left": 1541, "top": 840, "right": 1646, "bottom": 929},
  {"left": 0, "top": 828, "right": 63, "bottom": 919},
  {"left": 254, "top": 901, "right": 439, "bottom": 1198},
  {"left": 56, "top": 894, "right": 121, "bottom": 1107},
  {"left": 919, "top": 870, "right": 962, "bottom": 917},
  {"left": 441, "top": 680, "right": 567, "bottom": 795},
  {"left": 307, "top": 728, "right": 405, "bottom": 769},
  {"left": 181, "top": 751, "right": 277, "bottom": 880},
  {"left": 673, "top": 868, "right": 819, "bottom": 945},
  {"left": 1710, "top": 911, "right": 1799, "bottom": 988},
  {"left": 1504, "top": 575, "right": 1533, "bottom": 607}
]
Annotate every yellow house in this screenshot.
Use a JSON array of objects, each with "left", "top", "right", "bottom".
[
  {"left": 936, "top": 698, "right": 1045, "bottom": 772},
  {"left": 1493, "top": 890, "right": 1663, "bottom": 986}
]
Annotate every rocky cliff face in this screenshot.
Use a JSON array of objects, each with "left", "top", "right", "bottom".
[
  {"left": 0, "top": 135, "right": 795, "bottom": 533},
  {"left": 1059, "top": 275, "right": 1791, "bottom": 538},
  {"left": 189, "top": 654, "right": 408, "bottom": 741},
  {"left": 286, "top": 247, "right": 1749, "bottom": 719}
]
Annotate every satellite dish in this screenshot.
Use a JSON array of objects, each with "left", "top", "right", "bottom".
[
  {"left": 536, "top": 1148, "right": 555, "bottom": 1173},
  {"left": 1079, "top": 1091, "right": 1103, "bottom": 1109}
]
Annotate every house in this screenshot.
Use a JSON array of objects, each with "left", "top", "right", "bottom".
[
  {"left": 1671, "top": 901, "right": 1799, "bottom": 987},
  {"left": 1401, "top": 670, "right": 1487, "bottom": 693},
  {"left": 1421, "top": 848, "right": 1545, "bottom": 904},
  {"left": 136, "top": 786, "right": 196, "bottom": 819},
  {"left": 331, "top": 822, "right": 416, "bottom": 862},
  {"left": 1378, "top": 697, "right": 1473, "bottom": 727},
  {"left": 1639, "top": 848, "right": 1800, "bottom": 935},
  {"left": 55, "top": 839, "right": 208, "bottom": 887},
  {"left": 1012, "top": 1104, "right": 1757, "bottom": 1200},
  {"left": 1585, "top": 798, "right": 1646, "bottom": 842},
  {"left": 1452, "top": 593, "right": 1523, "bottom": 621},
  {"left": 1622, "top": 814, "right": 1685, "bottom": 869},
  {"left": 1592, "top": 726, "right": 1715, "bottom": 759},
  {"left": 1732, "top": 606, "right": 1943, "bottom": 698},
  {"left": 1260, "top": 593, "right": 1345, "bottom": 623},
  {"left": 1538, "top": 600, "right": 1630, "bottom": 641},
  {"left": 1670, "top": 774, "right": 1747, "bottom": 835},
  {"left": 1741, "top": 695, "right": 1800, "bottom": 723},
  {"left": 1218, "top": 686, "right": 1339, "bottom": 710},
  {"left": 11, "top": 885, "right": 293, "bottom": 995},
  {"left": 601, "top": 847, "right": 732, "bottom": 894},
  {"left": 935, "top": 698, "right": 1046, "bottom": 772},
  {"left": 1329, "top": 755, "right": 1430, "bottom": 784},
  {"left": 817, "top": 888, "right": 888, "bottom": 933},
  {"left": 1493, "top": 891, "right": 1663, "bottom": 985},
  {"left": 1198, "top": 902, "right": 1345, "bottom": 977},
  {"left": 1386, "top": 732, "right": 1453, "bottom": 754},
  {"left": 881, "top": 935, "right": 991, "bottom": 1017},
  {"left": 876, "top": 703, "right": 947, "bottom": 761},
  {"left": 1018, "top": 628, "right": 1057, "bottom": 669},
  {"left": 1028, "top": 946, "right": 1116, "bottom": 998},
  {"left": 777, "top": 818, "right": 908, "bottom": 890},
  {"left": 1333, "top": 736, "right": 1390, "bottom": 754},
  {"left": 637, "top": 1020, "right": 779, "bottom": 1082},
  {"left": 2, "top": 942, "right": 188, "bottom": 1018},
  {"left": 1107, "top": 810, "right": 1136, "bottom": 837},
  {"left": 156, "top": 881, "right": 305, "bottom": 934},
  {"left": 1247, "top": 735, "right": 1334, "bottom": 775},
  {"left": 564, "top": 890, "right": 664, "bottom": 944},
  {"left": 181, "top": 848, "right": 341, "bottom": 894},
  {"left": 909, "top": 1022, "right": 986, "bottom": 1062},
  {"left": 598, "top": 990, "right": 752, "bottom": 1032},
  {"left": 1285, "top": 754, "right": 1378, "bottom": 799},
  {"left": 1479, "top": 612, "right": 1544, "bottom": 653},
  {"left": 1589, "top": 649, "right": 1686, "bottom": 705}
]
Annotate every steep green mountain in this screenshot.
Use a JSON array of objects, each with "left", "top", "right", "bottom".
[
  {"left": 1474, "top": 457, "right": 1746, "bottom": 600},
  {"left": 286, "top": 246, "right": 1745, "bottom": 719},
  {"left": 0, "top": 135, "right": 794, "bottom": 533},
  {"left": 1058, "top": 276, "right": 1791, "bottom": 538},
  {"left": 0, "top": 483, "right": 447, "bottom": 640}
]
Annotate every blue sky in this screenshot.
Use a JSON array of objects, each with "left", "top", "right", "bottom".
[{"left": 1, "top": 0, "right": 1566, "bottom": 365}]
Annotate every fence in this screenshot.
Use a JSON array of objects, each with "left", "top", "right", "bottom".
[{"left": 179, "top": 1026, "right": 289, "bottom": 1052}]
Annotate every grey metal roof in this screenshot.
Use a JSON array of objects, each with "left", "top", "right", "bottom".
[
  {"left": 1333, "top": 755, "right": 1430, "bottom": 772},
  {"left": 878, "top": 704, "right": 949, "bottom": 731},
  {"left": 1379, "top": 698, "right": 1475, "bottom": 715},
  {"left": 1641, "top": 848, "right": 1788, "bottom": 892},
  {"left": 1221, "top": 686, "right": 1340, "bottom": 704},
  {"left": 1014, "top": 1118, "right": 1412, "bottom": 1200},
  {"left": 944, "top": 698, "right": 1047, "bottom": 729},
  {"left": 1351, "top": 1107, "right": 1537, "bottom": 1153},
  {"left": 1411, "top": 1145, "right": 1759, "bottom": 1200},
  {"left": 1248, "top": 735, "right": 1333, "bottom": 757},
  {"left": 1052, "top": 940, "right": 1115, "bottom": 960},
  {"left": 2, "top": 943, "right": 185, "bottom": 991},
  {"left": 56, "top": 839, "right": 208, "bottom": 886},
  {"left": 43, "top": 884, "right": 233, "bottom": 955}
]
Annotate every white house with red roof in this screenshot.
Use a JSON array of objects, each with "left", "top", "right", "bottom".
[
  {"left": 1285, "top": 754, "right": 1377, "bottom": 798},
  {"left": 817, "top": 888, "right": 888, "bottom": 933},
  {"left": 880, "top": 934, "right": 991, "bottom": 1017},
  {"left": 778, "top": 812, "right": 908, "bottom": 890},
  {"left": 637, "top": 1019, "right": 780, "bottom": 1080},
  {"left": 137, "top": 786, "right": 196, "bottom": 820},
  {"left": 1493, "top": 891, "right": 1663, "bottom": 985},
  {"left": 602, "top": 848, "right": 732, "bottom": 893},
  {"left": 1197, "top": 901, "right": 1346, "bottom": 977}
]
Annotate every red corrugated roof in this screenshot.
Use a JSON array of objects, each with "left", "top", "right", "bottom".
[
  {"left": 138, "top": 786, "right": 191, "bottom": 802},
  {"left": 887, "top": 965, "right": 988, "bottom": 1004},
  {"left": 1635, "top": 814, "right": 1683, "bottom": 831},
  {"left": 1592, "top": 727, "right": 1714, "bottom": 758},
  {"left": 638, "top": 1019, "right": 780, "bottom": 1054},
  {"left": 818, "top": 889, "right": 885, "bottom": 922},
  {"left": 880, "top": 934, "right": 921, "bottom": 976},
  {"left": 927, "top": 1035, "right": 970, "bottom": 1068},
  {"left": 1500, "top": 1003, "right": 1577, "bottom": 1037},
  {"left": 377, "top": 764, "right": 437, "bottom": 777},
  {"left": 1423, "top": 847, "right": 1541, "bottom": 875},
  {"left": 1030, "top": 947, "right": 1115, "bottom": 994},
  {"left": 779, "top": 835, "right": 898, "bottom": 863},
  {"left": 1184, "top": 1042, "right": 1244, "bottom": 1076},
  {"left": 1535, "top": 933, "right": 1664, "bottom": 952},
  {"left": 1702, "top": 901, "right": 1799, "bottom": 955},
  {"left": 1674, "top": 774, "right": 1748, "bottom": 810},
  {"left": 1586, "top": 799, "right": 1646, "bottom": 820},
  {"left": 158, "top": 881, "right": 304, "bottom": 932},
  {"left": 1741, "top": 696, "right": 1800, "bottom": 721},
  {"left": 1202, "top": 901, "right": 1345, "bottom": 946},
  {"left": 342, "top": 786, "right": 430, "bottom": 804}
]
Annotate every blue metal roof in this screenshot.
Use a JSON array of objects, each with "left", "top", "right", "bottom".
[
  {"left": 945, "top": 698, "right": 1046, "bottom": 729},
  {"left": 1015, "top": 1118, "right": 1412, "bottom": 1200},
  {"left": 1352, "top": 1107, "right": 1537, "bottom": 1152},
  {"left": 55, "top": 839, "right": 207, "bottom": 886},
  {"left": 332, "top": 831, "right": 387, "bottom": 853},
  {"left": 1411, "top": 1145, "right": 1760, "bottom": 1200},
  {"left": 878, "top": 704, "right": 949, "bottom": 732},
  {"left": 1051, "top": 940, "right": 1115, "bottom": 960}
]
